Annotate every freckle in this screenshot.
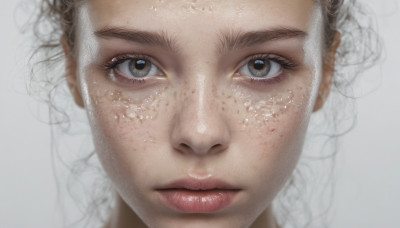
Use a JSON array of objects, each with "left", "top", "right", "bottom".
[
  {"left": 222, "top": 107, "right": 225, "bottom": 111},
  {"left": 227, "top": 95, "right": 232, "bottom": 99},
  {"left": 192, "top": 90, "right": 195, "bottom": 94},
  {"left": 237, "top": 110, "right": 240, "bottom": 114},
  {"left": 234, "top": 99, "right": 237, "bottom": 104},
  {"left": 270, "top": 128, "right": 276, "bottom": 133}
]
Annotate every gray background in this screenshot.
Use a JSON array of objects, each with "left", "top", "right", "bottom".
[{"left": 1, "top": 0, "right": 399, "bottom": 227}]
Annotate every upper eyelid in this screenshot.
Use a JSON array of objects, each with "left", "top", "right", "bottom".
[
  {"left": 240, "top": 54, "right": 297, "bottom": 69},
  {"left": 235, "top": 54, "right": 280, "bottom": 71},
  {"left": 104, "top": 53, "right": 295, "bottom": 75},
  {"left": 105, "top": 54, "right": 165, "bottom": 73}
]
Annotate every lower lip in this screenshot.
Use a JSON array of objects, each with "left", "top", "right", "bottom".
[{"left": 158, "top": 189, "right": 238, "bottom": 213}]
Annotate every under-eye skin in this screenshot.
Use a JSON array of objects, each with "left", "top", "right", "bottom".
[
  {"left": 236, "top": 54, "right": 298, "bottom": 84},
  {"left": 103, "top": 54, "right": 164, "bottom": 84}
]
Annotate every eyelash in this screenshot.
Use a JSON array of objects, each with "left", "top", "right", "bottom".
[
  {"left": 102, "top": 53, "right": 298, "bottom": 85},
  {"left": 238, "top": 54, "right": 298, "bottom": 84},
  {"left": 103, "top": 54, "right": 157, "bottom": 84}
]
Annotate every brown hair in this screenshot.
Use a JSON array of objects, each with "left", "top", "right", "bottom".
[{"left": 29, "top": 0, "right": 381, "bottom": 227}]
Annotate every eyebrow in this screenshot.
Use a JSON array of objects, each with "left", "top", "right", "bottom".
[
  {"left": 95, "top": 27, "right": 306, "bottom": 54},
  {"left": 218, "top": 28, "right": 307, "bottom": 53},
  {"left": 95, "top": 27, "right": 177, "bottom": 51}
]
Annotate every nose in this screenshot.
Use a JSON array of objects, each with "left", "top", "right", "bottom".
[{"left": 170, "top": 77, "right": 231, "bottom": 156}]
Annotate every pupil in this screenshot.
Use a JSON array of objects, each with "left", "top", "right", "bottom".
[
  {"left": 253, "top": 60, "right": 265, "bottom": 70},
  {"left": 135, "top": 60, "right": 147, "bottom": 70}
]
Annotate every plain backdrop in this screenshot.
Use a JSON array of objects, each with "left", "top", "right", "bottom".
[{"left": 1, "top": 0, "right": 399, "bottom": 227}]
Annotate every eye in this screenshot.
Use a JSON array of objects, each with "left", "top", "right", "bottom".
[
  {"left": 104, "top": 55, "right": 164, "bottom": 82},
  {"left": 115, "top": 58, "right": 160, "bottom": 78},
  {"left": 239, "top": 57, "right": 282, "bottom": 79}
]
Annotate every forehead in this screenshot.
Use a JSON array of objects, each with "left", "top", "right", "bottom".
[{"left": 84, "top": 0, "right": 315, "bottom": 32}]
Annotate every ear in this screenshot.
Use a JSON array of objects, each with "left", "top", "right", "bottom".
[
  {"left": 61, "top": 36, "right": 85, "bottom": 108},
  {"left": 313, "top": 32, "right": 341, "bottom": 112}
]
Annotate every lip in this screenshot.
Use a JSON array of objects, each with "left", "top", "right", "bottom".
[{"left": 156, "top": 178, "right": 241, "bottom": 213}]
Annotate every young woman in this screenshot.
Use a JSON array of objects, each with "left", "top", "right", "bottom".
[{"left": 32, "top": 0, "right": 379, "bottom": 227}]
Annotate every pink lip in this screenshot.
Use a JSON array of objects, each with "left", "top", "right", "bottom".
[{"left": 156, "top": 178, "right": 240, "bottom": 213}]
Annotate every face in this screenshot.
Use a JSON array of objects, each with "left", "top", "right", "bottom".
[{"left": 65, "top": 0, "right": 333, "bottom": 227}]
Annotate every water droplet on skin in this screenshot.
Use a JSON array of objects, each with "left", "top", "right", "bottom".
[{"left": 127, "top": 111, "right": 136, "bottom": 119}]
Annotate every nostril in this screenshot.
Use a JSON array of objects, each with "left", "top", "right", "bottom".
[
  {"left": 178, "top": 143, "right": 192, "bottom": 153},
  {"left": 210, "top": 144, "right": 227, "bottom": 154},
  {"left": 177, "top": 143, "right": 225, "bottom": 155},
  {"left": 211, "top": 144, "right": 221, "bottom": 150}
]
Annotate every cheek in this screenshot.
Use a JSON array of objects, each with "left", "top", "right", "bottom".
[
  {"left": 219, "top": 79, "right": 313, "bottom": 195},
  {"left": 81, "top": 77, "right": 171, "bottom": 185}
]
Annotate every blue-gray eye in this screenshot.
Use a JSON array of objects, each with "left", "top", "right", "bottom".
[
  {"left": 116, "top": 58, "right": 159, "bottom": 78},
  {"left": 239, "top": 58, "right": 282, "bottom": 79}
]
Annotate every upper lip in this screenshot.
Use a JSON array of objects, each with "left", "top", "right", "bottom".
[{"left": 156, "top": 178, "right": 241, "bottom": 191}]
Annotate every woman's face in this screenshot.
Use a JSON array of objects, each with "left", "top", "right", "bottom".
[{"left": 67, "top": 0, "right": 330, "bottom": 227}]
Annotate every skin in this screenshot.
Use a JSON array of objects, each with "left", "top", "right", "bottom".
[{"left": 62, "top": 0, "right": 340, "bottom": 227}]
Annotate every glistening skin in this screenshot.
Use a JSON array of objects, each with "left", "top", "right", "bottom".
[{"left": 62, "top": 0, "right": 339, "bottom": 227}]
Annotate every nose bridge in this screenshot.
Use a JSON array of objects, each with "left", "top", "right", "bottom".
[
  {"left": 190, "top": 75, "right": 212, "bottom": 133},
  {"left": 171, "top": 73, "right": 230, "bottom": 156}
]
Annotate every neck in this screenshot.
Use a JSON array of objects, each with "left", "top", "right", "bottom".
[
  {"left": 105, "top": 196, "right": 147, "bottom": 228},
  {"left": 250, "top": 207, "right": 280, "bottom": 228}
]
